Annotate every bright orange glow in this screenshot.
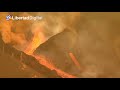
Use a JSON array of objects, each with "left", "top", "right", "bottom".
[
  {"left": 69, "top": 53, "right": 81, "bottom": 69},
  {"left": 24, "top": 27, "right": 45, "bottom": 55},
  {"left": 34, "top": 55, "right": 76, "bottom": 78},
  {"left": 23, "top": 24, "right": 77, "bottom": 78}
]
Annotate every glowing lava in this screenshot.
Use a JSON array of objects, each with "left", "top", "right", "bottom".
[
  {"left": 34, "top": 55, "right": 76, "bottom": 78},
  {"left": 24, "top": 26, "right": 46, "bottom": 55},
  {"left": 69, "top": 53, "right": 81, "bottom": 69},
  {"left": 24, "top": 27, "right": 76, "bottom": 78}
]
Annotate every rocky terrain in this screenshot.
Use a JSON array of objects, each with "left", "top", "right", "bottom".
[
  {"left": 34, "top": 13, "right": 120, "bottom": 78},
  {"left": 0, "top": 34, "right": 60, "bottom": 78},
  {"left": 1, "top": 12, "right": 120, "bottom": 78}
]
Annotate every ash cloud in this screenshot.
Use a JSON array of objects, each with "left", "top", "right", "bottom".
[{"left": 0, "top": 12, "right": 80, "bottom": 51}]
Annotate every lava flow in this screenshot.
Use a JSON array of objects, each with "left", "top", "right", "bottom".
[
  {"left": 24, "top": 28, "right": 76, "bottom": 78},
  {"left": 69, "top": 53, "right": 81, "bottom": 69},
  {"left": 24, "top": 26, "right": 46, "bottom": 55},
  {"left": 34, "top": 55, "right": 76, "bottom": 78}
]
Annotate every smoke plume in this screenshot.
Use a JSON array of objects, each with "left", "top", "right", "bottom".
[{"left": 0, "top": 12, "right": 80, "bottom": 52}]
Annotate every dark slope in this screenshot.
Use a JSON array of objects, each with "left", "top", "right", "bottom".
[
  {"left": 33, "top": 29, "right": 82, "bottom": 77},
  {"left": 34, "top": 13, "right": 120, "bottom": 78},
  {"left": 0, "top": 34, "right": 60, "bottom": 78}
]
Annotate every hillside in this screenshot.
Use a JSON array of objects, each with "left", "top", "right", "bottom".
[{"left": 0, "top": 34, "right": 60, "bottom": 78}]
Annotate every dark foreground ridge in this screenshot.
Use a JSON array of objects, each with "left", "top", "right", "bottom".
[
  {"left": 0, "top": 34, "right": 60, "bottom": 78},
  {"left": 34, "top": 29, "right": 81, "bottom": 77}
]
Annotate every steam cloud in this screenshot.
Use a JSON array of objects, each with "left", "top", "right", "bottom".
[{"left": 0, "top": 12, "right": 81, "bottom": 51}]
